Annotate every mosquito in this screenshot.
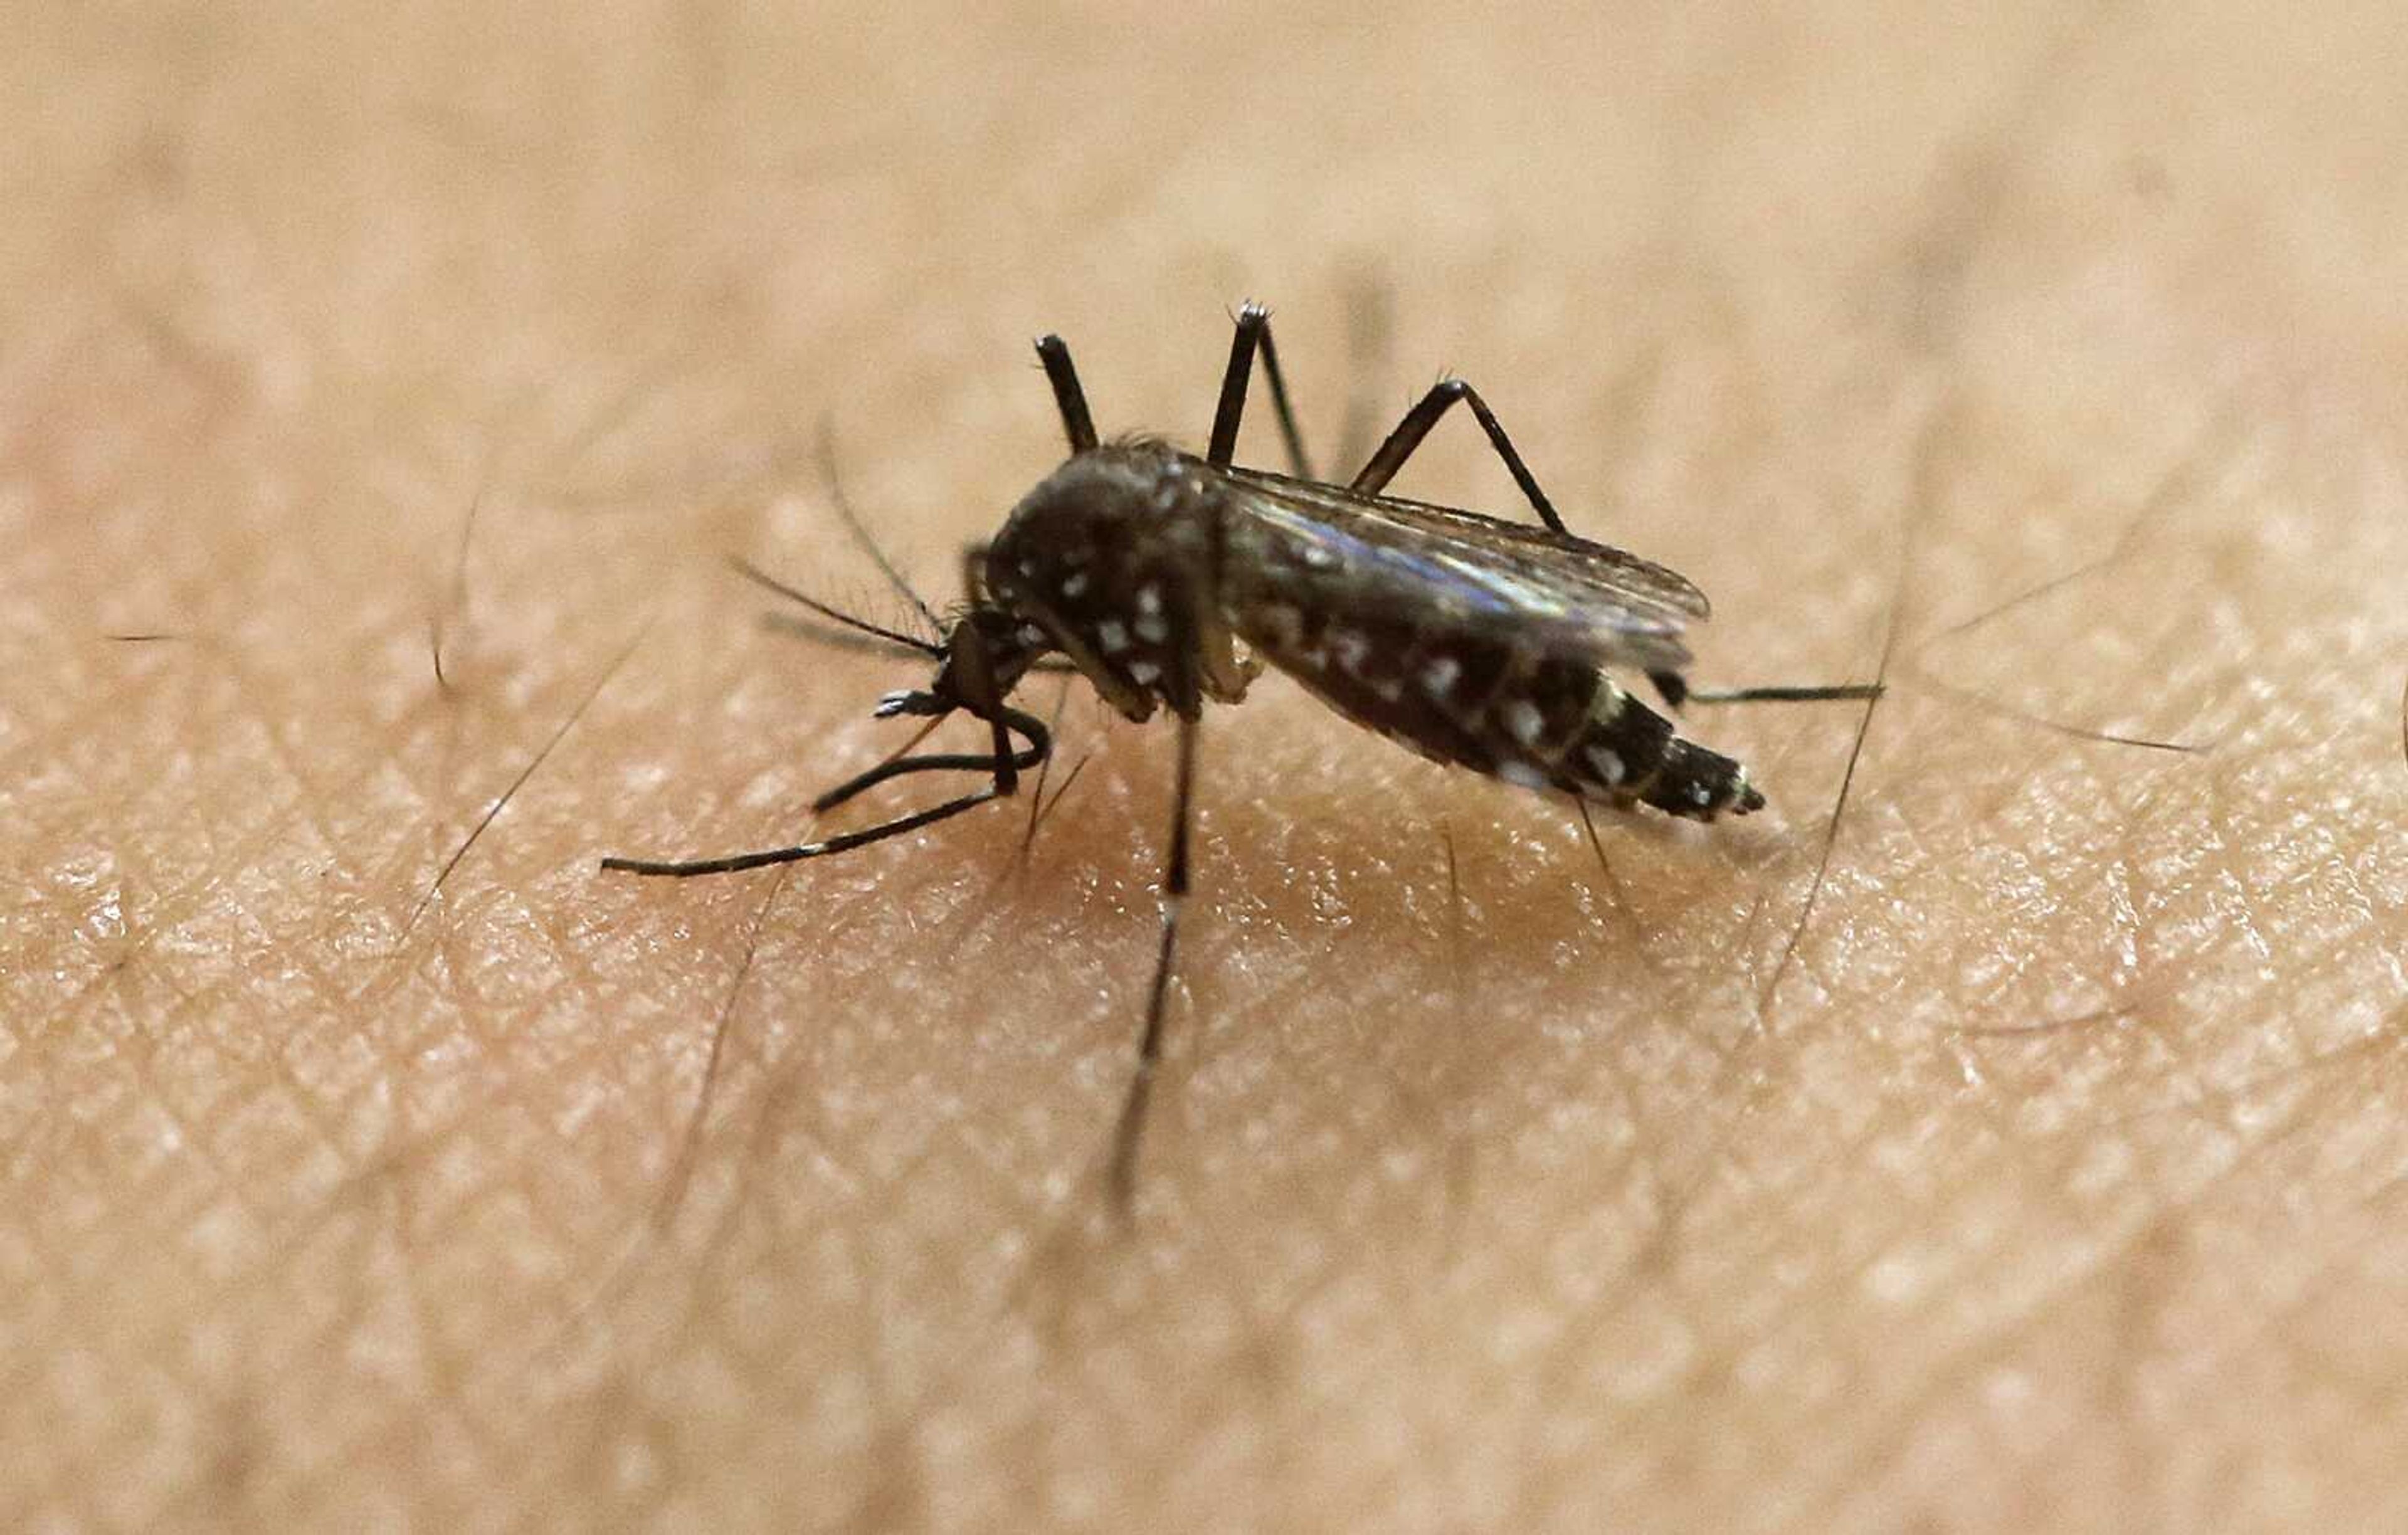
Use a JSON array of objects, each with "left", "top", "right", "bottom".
[{"left": 601, "top": 303, "right": 1878, "bottom": 1210}]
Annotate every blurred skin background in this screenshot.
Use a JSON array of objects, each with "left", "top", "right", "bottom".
[{"left": 7, "top": 4, "right": 2408, "bottom": 1528}]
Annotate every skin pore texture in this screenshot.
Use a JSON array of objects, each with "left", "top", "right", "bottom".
[{"left": 8, "top": 4, "right": 2408, "bottom": 1529}]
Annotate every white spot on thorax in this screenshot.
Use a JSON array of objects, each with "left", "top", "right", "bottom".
[
  {"left": 1128, "top": 659, "right": 1162, "bottom": 685},
  {"left": 1331, "top": 630, "right": 1370, "bottom": 672},
  {"left": 1502, "top": 699, "right": 1545, "bottom": 746},
  {"left": 1061, "top": 571, "right": 1089, "bottom": 598},
  {"left": 1096, "top": 619, "right": 1129, "bottom": 654},
  {"left": 1499, "top": 761, "right": 1548, "bottom": 790},
  {"left": 1586, "top": 746, "right": 1625, "bottom": 785}
]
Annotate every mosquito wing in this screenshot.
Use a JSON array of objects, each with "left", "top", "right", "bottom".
[{"left": 1212, "top": 462, "right": 1708, "bottom": 674}]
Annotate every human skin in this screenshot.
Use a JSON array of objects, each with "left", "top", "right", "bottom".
[{"left": 8, "top": 4, "right": 2408, "bottom": 1529}]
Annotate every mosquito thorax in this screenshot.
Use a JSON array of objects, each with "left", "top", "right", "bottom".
[{"left": 980, "top": 442, "right": 1224, "bottom": 722}]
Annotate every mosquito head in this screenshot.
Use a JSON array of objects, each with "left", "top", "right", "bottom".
[{"left": 875, "top": 604, "right": 1047, "bottom": 724}]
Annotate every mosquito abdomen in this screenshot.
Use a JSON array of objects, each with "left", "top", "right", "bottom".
[
  {"left": 1570, "top": 682, "right": 1762, "bottom": 819},
  {"left": 1235, "top": 603, "right": 1761, "bottom": 820}
]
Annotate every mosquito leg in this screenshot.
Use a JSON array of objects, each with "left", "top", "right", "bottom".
[
  {"left": 811, "top": 732, "right": 1050, "bottom": 813},
  {"left": 1688, "top": 683, "right": 1888, "bottom": 705},
  {"left": 1672, "top": 680, "right": 1883, "bottom": 717},
  {"left": 1034, "top": 334, "right": 1100, "bottom": 455},
  {"left": 1106, "top": 705, "right": 1199, "bottom": 1217},
  {"left": 1353, "top": 377, "right": 1571, "bottom": 536},
  {"left": 600, "top": 783, "right": 1006, "bottom": 877},
  {"left": 602, "top": 706, "right": 1050, "bottom": 876},
  {"left": 1207, "top": 302, "right": 1312, "bottom": 477}
]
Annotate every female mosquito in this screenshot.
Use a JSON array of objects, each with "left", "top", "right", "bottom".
[{"left": 601, "top": 304, "right": 1876, "bottom": 1209}]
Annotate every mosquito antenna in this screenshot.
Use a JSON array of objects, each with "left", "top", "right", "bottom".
[
  {"left": 727, "top": 555, "right": 943, "bottom": 658},
  {"left": 760, "top": 611, "right": 947, "bottom": 662},
  {"left": 818, "top": 415, "right": 944, "bottom": 640},
  {"left": 764, "top": 606, "right": 1079, "bottom": 673}
]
